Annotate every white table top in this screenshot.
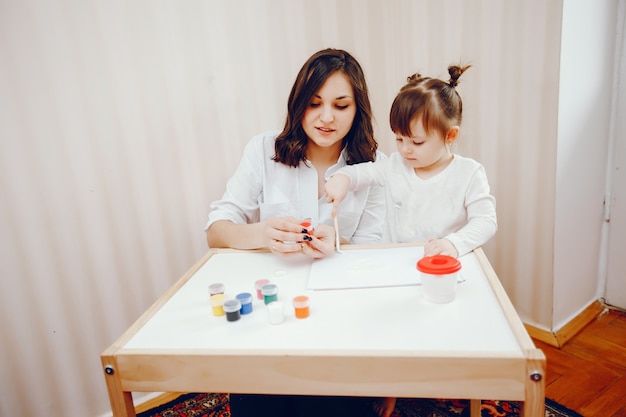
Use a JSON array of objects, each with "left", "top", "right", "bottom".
[{"left": 123, "top": 247, "right": 521, "bottom": 356}]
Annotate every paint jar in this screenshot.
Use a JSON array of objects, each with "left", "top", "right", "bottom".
[
  {"left": 416, "top": 255, "right": 462, "bottom": 304},
  {"left": 236, "top": 292, "right": 253, "bottom": 315},
  {"left": 223, "top": 299, "right": 242, "bottom": 322},
  {"left": 267, "top": 301, "right": 285, "bottom": 324},
  {"left": 292, "top": 295, "right": 310, "bottom": 319},
  {"left": 300, "top": 219, "right": 314, "bottom": 235},
  {"left": 255, "top": 279, "right": 270, "bottom": 300},
  {"left": 210, "top": 293, "right": 226, "bottom": 316},
  {"left": 261, "top": 284, "right": 279, "bottom": 305},
  {"left": 208, "top": 283, "right": 225, "bottom": 297}
]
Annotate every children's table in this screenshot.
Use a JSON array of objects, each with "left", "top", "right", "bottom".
[{"left": 101, "top": 244, "right": 545, "bottom": 417}]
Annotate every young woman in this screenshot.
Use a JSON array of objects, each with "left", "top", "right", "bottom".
[
  {"left": 206, "top": 48, "right": 385, "bottom": 259},
  {"left": 206, "top": 48, "right": 385, "bottom": 417}
]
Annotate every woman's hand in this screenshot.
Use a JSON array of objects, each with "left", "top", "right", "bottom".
[
  {"left": 264, "top": 217, "right": 336, "bottom": 259},
  {"left": 264, "top": 216, "right": 312, "bottom": 256},
  {"left": 424, "top": 238, "right": 459, "bottom": 258},
  {"left": 301, "top": 224, "right": 336, "bottom": 259}
]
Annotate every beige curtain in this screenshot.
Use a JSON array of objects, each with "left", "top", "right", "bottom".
[{"left": 0, "top": 1, "right": 562, "bottom": 416}]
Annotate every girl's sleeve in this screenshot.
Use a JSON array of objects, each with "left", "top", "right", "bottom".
[
  {"left": 335, "top": 157, "right": 388, "bottom": 191},
  {"left": 205, "top": 138, "right": 264, "bottom": 230},
  {"left": 445, "top": 165, "right": 498, "bottom": 256}
]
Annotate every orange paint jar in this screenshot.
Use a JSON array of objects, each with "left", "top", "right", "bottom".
[{"left": 292, "top": 295, "right": 310, "bottom": 319}]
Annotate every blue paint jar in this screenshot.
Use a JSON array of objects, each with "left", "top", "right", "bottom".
[{"left": 236, "top": 292, "right": 253, "bottom": 315}]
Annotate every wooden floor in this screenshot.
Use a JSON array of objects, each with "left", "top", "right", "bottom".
[{"left": 532, "top": 307, "right": 626, "bottom": 417}]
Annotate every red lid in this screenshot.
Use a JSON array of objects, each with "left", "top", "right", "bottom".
[{"left": 416, "top": 255, "right": 461, "bottom": 275}]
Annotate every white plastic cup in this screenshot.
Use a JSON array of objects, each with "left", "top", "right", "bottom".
[{"left": 416, "top": 255, "right": 462, "bottom": 304}]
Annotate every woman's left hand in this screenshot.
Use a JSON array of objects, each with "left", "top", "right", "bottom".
[{"left": 301, "top": 224, "right": 336, "bottom": 259}]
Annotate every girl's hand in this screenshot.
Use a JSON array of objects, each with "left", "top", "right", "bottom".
[
  {"left": 324, "top": 174, "right": 351, "bottom": 217},
  {"left": 424, "top": 238, "right": 459, "bottom": 258}
]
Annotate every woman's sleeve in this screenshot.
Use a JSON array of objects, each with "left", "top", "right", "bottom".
[
  {"left": 445, "top": 165, "right": 498, "bottom": 256},
  {"left": 348, "top": 152, "right": 388, "bottom": 244},
  {"left": 205, "top": 138, "right": 264, "bottom": 230},
  {"left": 349, "top": 182, "right": 386, "bottom": 244}
]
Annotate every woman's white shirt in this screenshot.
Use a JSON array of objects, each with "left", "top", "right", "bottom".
[{"left": 206, "top": 131, "right": 386, "bottom": 244}]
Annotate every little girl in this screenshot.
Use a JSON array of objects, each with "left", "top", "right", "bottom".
[
  {"left": 325, "top": 65, "right": 497, "bottom": 259},
  {"left": 325, "top": 66, "right": 498, "bottom": 416}
]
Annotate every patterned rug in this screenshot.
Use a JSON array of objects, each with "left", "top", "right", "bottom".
[{"left": 137, "top": 393, "right": 583, "bottom": 417}]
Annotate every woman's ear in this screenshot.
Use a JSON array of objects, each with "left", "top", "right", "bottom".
[{"left": 445, "top": 126, "right": 460, "bottom": 145}]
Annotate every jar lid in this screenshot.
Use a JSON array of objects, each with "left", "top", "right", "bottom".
[
  {"left": 416, "top": 255, "right": 461, "bottom": 275},
  {"left": 255, "top": 279, "right": 270, "bottom": 289},
  {"left": 261, "top": 283, "right": 278, "bottom": 295},
  {"left": 223, "top": 299, "right": 242, "bottom": 313},
  {"left": 236, "top": 292, "right": 253, "bottom": 304},
  {"left": 208, "top": 283, "right": 225, "bottom": 294},
  {"left": 292, "top": 295, "right": 310, "bottom": 308},
  {"left": 267, "top": 301, "right": 283, "bottom": 310}
]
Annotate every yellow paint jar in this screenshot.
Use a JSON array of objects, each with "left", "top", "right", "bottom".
[{"left": 210, "top": 293, "right": 226, "bottom": 316}]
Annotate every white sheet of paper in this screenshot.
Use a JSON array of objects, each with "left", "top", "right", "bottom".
[{"left": 308, "top": 246, "right": 426, "bottom": 290}]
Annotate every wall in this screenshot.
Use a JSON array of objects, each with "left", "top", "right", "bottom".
[
  {"left": 554, "top": 0, "right": 620, "bottom": 329},
  {"left": 0, "top": 1, "right": 583, "bottom": 416}
]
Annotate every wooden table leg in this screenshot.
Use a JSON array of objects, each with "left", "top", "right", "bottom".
[
  {"left": 470, "top": 399, "right": 481, "bottom": 417},
  {"left": 101, "top": 356, "right": 136, "bottom": 417},
  {"left": 522, "top": 349, "right": 546, "bottom": 417},
  {"left": 108, "top": 390, "right": 135, "bottom": 417}
]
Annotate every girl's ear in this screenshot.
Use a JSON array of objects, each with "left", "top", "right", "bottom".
[{"left": 445, "top": 126, "right": 460, "bottom": 145}]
